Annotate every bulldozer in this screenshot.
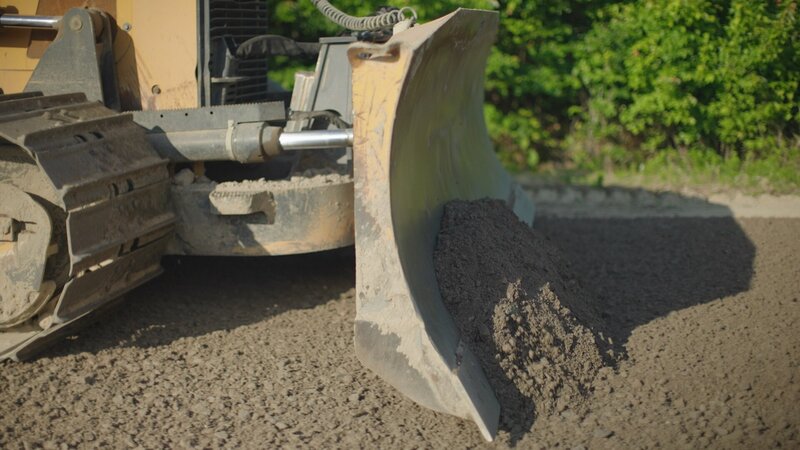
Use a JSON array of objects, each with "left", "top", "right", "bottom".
[{"left": 0, "top": 0, "right": 533, "bottom": 440}]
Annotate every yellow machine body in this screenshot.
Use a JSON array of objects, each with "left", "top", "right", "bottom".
[
  {"left": 0, "top": 4, "right": 535, "bottom": 440},
  {"left": 0, "top": 0, "right": 197, "bottom": 109}
]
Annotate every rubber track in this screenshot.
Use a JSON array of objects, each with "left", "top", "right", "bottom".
[{"left": 0, "top": 92, "right": 175, "bottom": 360}]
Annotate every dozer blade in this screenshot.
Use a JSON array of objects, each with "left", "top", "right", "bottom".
[{"left": 348, "top": 9, "right": 535, "bottom": 441}]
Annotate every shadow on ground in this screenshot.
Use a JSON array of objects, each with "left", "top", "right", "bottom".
[
  {"left": 436, "top": 185, "right": 758, "bottom": 445},
  {"left": 35, "top": 185, "right": 757, "bottom": 447},
  {"left": 40, "top": 248, "right": 355, "bottom": 358},
  {"left": 531, "top": 185, "right": 757, "bottom": 358}
]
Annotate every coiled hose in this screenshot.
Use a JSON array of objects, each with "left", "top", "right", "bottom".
[{"left": 311, "top": 0, "right": 416, "bottom": 31}]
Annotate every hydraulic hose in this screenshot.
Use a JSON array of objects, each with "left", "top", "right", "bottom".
[{"left": 310, "top": 0, "right": 416, "bottom": 31}]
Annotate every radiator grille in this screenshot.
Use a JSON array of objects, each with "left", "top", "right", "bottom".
[{"left": 200, "top": 0, "right": 270, "bottom": 105}]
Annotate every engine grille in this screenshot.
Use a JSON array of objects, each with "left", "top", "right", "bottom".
[{"left": 199, "top": 0, "right": 270, "bottom": 105}]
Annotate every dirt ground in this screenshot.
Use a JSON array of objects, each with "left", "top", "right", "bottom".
[{"left": 1, "top": 202, "right": 798, "bottom": 448}]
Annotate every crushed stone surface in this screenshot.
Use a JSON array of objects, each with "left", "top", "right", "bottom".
[
  {"left": 0, "top": 210, "right": 798, "bottom": 449},
  {"left": 434, "top": 200, "right": 609, "bottom": 434}
]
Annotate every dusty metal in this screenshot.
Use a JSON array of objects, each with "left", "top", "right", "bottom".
[
  {"left": 167, "top": 174, "right": 354, "bottom": 256},
  {"left": 0, "top": 1, "right": 200, "bottom": 110},
  {"left": 53, "top": 239, "right": 168, "bottom": 323},
  {"left": 0, "top": 183, "right": 55, "bottom": 328},
  {"left": 135, "top": 103, "right": 287, "bottom": 163},
  {"left": 24, "top": 8, "right": 120, "bottom": 110},
  {"left": 146, "top": 125, "right": 282, "bottom": 163},
  {"left": 145, "top": 125, "right": 352, "bottom": 163},
  {"left": 132, "top": 103, "right": 286, "bottom": 133},
  {"left": 348, "top": 9, "right": 534, "bottom": 441},
  {"left": 287, "top": 71, "right": 317, "bottom": 132},
  {"left": 0, "top": 92, "right": 175, "bottom": 360},
  {"left": 285, "top": 37, "right": 355, "bottom": 133},
  {"left": 208, "top": 187, "right": 276, "bottom": 219}
]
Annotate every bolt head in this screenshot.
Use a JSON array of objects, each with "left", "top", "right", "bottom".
[
  {"left": 69, "top": 16, "right": 83, "bottom": 31},
  {"left": 0, "top": 217, "right": 18, "bottom": 241},
  {"left": 122, "top": 22, "right": 132, "bottom": 31}
]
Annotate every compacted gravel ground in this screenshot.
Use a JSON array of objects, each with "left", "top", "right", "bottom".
[{"left": 1, "top": 197, "right": 798, "bottom": 449}]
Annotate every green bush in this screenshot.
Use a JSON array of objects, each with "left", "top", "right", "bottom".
[
  {"left": 267, "top": 1, "right": 800, "bottom": 185},
  {"left": 575, "top": 0, "right": 800, "bottom": 163}
]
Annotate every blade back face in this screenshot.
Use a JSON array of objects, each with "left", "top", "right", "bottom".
[{"left": 349, "top": 9, "right": 535, "bottom": 441}]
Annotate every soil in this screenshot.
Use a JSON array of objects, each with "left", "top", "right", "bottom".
[
  {"left": 434, "top": 200, "right": 609, "bottom": 435},
  {"left": 1, "top": 200, "right": 798, "bottom": 449}
]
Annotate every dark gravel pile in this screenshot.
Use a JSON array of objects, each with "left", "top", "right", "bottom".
[{"left": 434, "top": 199, "right": 610, "bottom": 433}]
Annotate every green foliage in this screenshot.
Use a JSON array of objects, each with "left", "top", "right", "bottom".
[
  {"left": 575, "top": 0, "right": 800, "bottom": 162},
  {"left": 484, "top": 0, "right": 614, "bottom": 169},
  {"left": 267, "top": 0, "right": 800, "bottom": 189},
  {"left": 265, "top": 1, "right": 493, "bottom": 88},
  {"left": 608, "top": 145, "right": 800, "bottom": 193}
]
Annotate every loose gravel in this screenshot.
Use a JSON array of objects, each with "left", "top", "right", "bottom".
[
  {"left": 434, "top": 200, "right": 608, "bottom": 438},
  {"left": 1, "top": 206, "right": 797, "bottom": 449}
]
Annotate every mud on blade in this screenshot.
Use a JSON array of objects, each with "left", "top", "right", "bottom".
[{"left": 349, "top": 9, "right": 535, "bottom": 441}]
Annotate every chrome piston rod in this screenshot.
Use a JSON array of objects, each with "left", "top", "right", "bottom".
[
  {"left": 146, "top": 125, "right": 354, "bottom": 163},
  {"left": 0, "top": 14, "right": 60, "bottom": 29},
  {"left": 278, "top": 129, "right": 354, "bottom": 151}
]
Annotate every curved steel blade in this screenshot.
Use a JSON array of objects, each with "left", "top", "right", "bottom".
[{"left": 349, "top": 9, "right": 535, "bottom": 441}]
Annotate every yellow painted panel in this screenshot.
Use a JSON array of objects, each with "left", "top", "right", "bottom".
[
  {"left": 0, "top": 0, "right": 197, "bottom": 110},
  {"left": 0, "top": 70, "right": 33, "bottom": 94},
  {"left": 0, "top": 1, "right": 40, "bottom": 93},
  {"left": 120, "top": 0, "right": 197, "bottom": 110}
]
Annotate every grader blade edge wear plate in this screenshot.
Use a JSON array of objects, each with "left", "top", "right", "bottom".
[{"left": 349, "top": 9, "right": 535, "bottom": 441}]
